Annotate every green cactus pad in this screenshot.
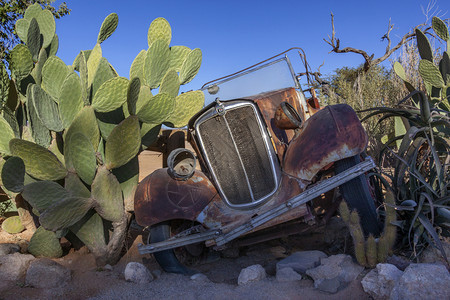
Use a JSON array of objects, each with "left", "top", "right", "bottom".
[
  {"left": 95, "top": 107, "right": 125, "bottom": 140},
  {"left": 28, "top": 226, "right": 63, "bottom": 258},
  {"left": 39, "top": 196, "right": 94, "bottom": 231},
  {"left": 1, "top": 156, "right": 25, "bottom": 193},
  {"left": 22, "top": 181, "right": 69, "bottom": 212},
  {"left": 168, "top": 90, "right": 204, "bottom": 128},
  {"left": 15, "top": 18, "right": 30, "bottom": 42},
  {"left": 78, "top": 52, "right": 89, "bottom": 105},
  {"left": 72, "top": 50, "right": 91, "bottom": 71},
  {"left": 65, "top": 173, "right": 91, "bottom": 198},
  {"left": 91, "top": 57, "right": 115, "bottom": 98},
  {"left": 91, "top": 166, "right": 124, "bottom": 222},
  {"left": 59, "top": 72, "right": 83, "bottom": 128},
  {"left": 135, "top": 84, "right": 153, "bottom": 113},
  {"left": 136, "top": 92, "right": 174, "bottom": 124},
  {"left": 66, "top": 132, "right": 97, "bottom": 185},
  {"left": 24, "top": 3, "right": 42, "bottom": 20},
  {"left": 432, "top": 17, "right": 449, "bottom": 42},
  {"left": 27, "top": 18, "right": 41, "bottom": 62},
  {"left": 26, "top": 90, "right": 51, "bottom": 148},
  {"left": 112, "top": 156, "right": 139, "bottom": 212},
  {"left": 148, "top": 17, "right": 172, "bottom": 47},
  {"left": 2, "top": 107, "right": 20, "bottom": 138},
  {"left": 419, "top": 59, "right": 445, "bottom": 88},
  {"left": 104, "top": 116, "right": 141, "bottom": 169},
  {"left": 129, "top": 50, "right": 146, "bottom": 81},
  {"left": 10, "top": 44, "right": 33, "bottom": 80},
  {"left": 169, "top": 46, "right": 191, "bottom": 72},
  {"left": 69, "top": 211, "right": 106, "bottom": 252},
  {"left": 144, "top": 39, "right": 170, "bottom": 88},
  {"left": 6, "top": 79, "right": 19, "bottom": 112},
  {"left": 0, "top": 63, "right": 9, "bottom": 99},
  {"left": 46, "top": 34, "right": 59, "bottom": 57},
  {"left": 97, "top": 13, "right": 119, "bottom": 44},
  {"left": 87, "top": 44, "right": 103, "bottom": 87},
  {"left": 34, "top": 48, "right": 48, "bottom": 85},
  {"left": 35, "top": 9, "right": 56, "bottom": 49},
  {"left": 0, "top": 115, "right": 15, "bottom": 155},
  {"left": 415, "top": 29, "right": 433, "bottom": 62},
  {"left": 9, "top": 138, "right": 67, "bottom": 180},
  {"left": 127, "top": 77, "right": 141, "bottom": 115},
  {"left": 141, "top": 123, "right": 161, "bottom": 149},
  {"left": 160, "top": 69, "right": 180, "bottom": 98},
  {"left": 1, "top": 216, "right": 24, "bottom": 234},
  {"left": 393, "top": 62, "right": 407, "bottom": 82},
  {"left": 41, "top": 55, "right": 70, "bottom": 101},
  {"left": 48, "top": 138, "right": 65, "bottom": 166},
  {"left": 31, "top": 85, "right": 64, "bottom": 132},
  {"left": 179, "top": 48, "right": 202, "bottom": 85},
  {"left": 92, "top": 77, "right": 129, "bottom": 113}
]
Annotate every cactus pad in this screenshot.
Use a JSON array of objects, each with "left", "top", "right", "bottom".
[
  {"left": 41, "top": 56, "right": 70, "bottom": 101},
  {"left": 0, "top": 115, "right": 15, "bottom": 155},
  {"left": 137, "top": 92, "right": 174, "bottom": 124},
  {"left": 27, "top": 18, "right": 41, "bottom": 62},
  {"left": 31, "top": 84, "right": 64, "bottom": 132},
  {"left": 10, "top": 44, "right": 33, "bottom": 80},
  {"left": 1, "top": 156, "right": 25, "bottom": 193},
  {"left": 15, "top": 18, "right": 30, "bottom": 42},
  {"left": 393, "top": 62, "right": 407, "bottom": 82},
  {"left": 65, "top": 106, "right": 100, "bottom": 151},
  {"left": 36, "top": 9, "right": 56, "bottom": 49},
  {"left": 24, "top": 3, "right": 42, "bottom": 20},
  {"left": 179, "top": 48, "right": 202, "bottom": 85},
  {"left": 432, "top": 17, "right": 449, "bottom": 42},
  {"left": 112, "top": 156, "right": 139, "bottom": 212},
  {"left": 104, "top": 116, "right": 141, "bottom": 169},
  {"left": 141, "top": 122, "right": 162, "bottom": 149},
  {"left": 39, "top": 196, "right": 94, "bottom": 231},
  {"left": 92, "top": 77, "right": 129, "bottom": 113},
  {"left": 87, "top": 44, "right": 103, "bottom": 87},
  {"left": 97, "top": 13, "right": 119, "bottom": 44},
  {"left": 415, "top": 29, "right": 433, "bottom": 62},
  {"left": 160, "top": 69, "right": 180, "bottom": 98},
  {"left": 127, "top": 77, "right": 141, "bottom": 115},
  {"left": 27, "top": 226, "right": 63, "bottom": 258},
  {"left": 59, "top": 72, "right": 83, "bottom": 128},
  {"left": 66, "top": 132, "right": 97, "bottom": 185},
  {"left": 168, "top": 90, "right": 204, "bottom": 128},
  {"left": 91, "top": 166, "right": 124, "bottom": 222},
  {"left": 9, "top": 138, "right": 67, "bottom": 180},
  {"left": 419, "top": 59, "right": 445, "bottom": 88},
  {"left": 144, "top": 39, "right": 170, "bottom": 88},
  {"left": 1, "top": 216, "right": 24, "bottom": 234},
  {"left": 169, "top": 46, "right": 191, "bottom": 72},
  {"left": 22, "top": 181, "right": 70, "bottom": 212},
  {"left": 148, "top": 17, "right": 172, "bottom": 47},
  {"left": 91, "top": 57, "right": 115, "bottom": 98},
  {"left": 70, "top": 211, "right": 106, "bottom": 251},
  {"left": 65, "top": 173, "right": 91, "bottom": 198}
]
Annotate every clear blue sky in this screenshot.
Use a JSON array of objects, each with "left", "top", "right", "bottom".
[{"left": 53, "top": 0, "right": 448, "bottom": 93}]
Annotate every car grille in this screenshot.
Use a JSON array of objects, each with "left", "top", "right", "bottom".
[{"left": 195, "top": 101, "right": 279, "bottom": 208}]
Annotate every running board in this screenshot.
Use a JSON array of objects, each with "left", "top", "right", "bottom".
[{"left": 137, "top": 157, "right": 375, "bottom": 254}]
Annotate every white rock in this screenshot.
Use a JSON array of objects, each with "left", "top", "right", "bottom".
[
  {"left": 0, "top": 252, "right": 35, "bottom": 281},
  {"left": 361, "top": 263, "right": 403, "bottom": 299},
  {"left": 25, "top": 258, "right": 71, "bottom": 288},
  {"left": 238, "top": 264, "right": 266, "bottom": 286},
  {"left": 190, "top": 273, "right": 210, "bottom": 282},
  {"left": 276, "top": 267, "right": 302, "bottom": 282},
  {"left": 124, "top": 262, "right": 153, "bottom": 284}
]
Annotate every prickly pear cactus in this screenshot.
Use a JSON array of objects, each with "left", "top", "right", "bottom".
[
  {"left": 0, "top": 5, "right": 205, "bottom": 266},
  {"left": 1, "top": 215, "right": 24, "bottom": 234}
]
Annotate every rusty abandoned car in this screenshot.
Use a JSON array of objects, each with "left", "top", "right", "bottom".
[{"left": 134, "top": 48, "right": 381, "bottom": 274}]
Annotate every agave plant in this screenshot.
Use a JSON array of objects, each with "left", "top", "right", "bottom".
[
  {"left": 361, "top": 17, "right": 449, "bottom": 264},
  {"left": 0, "top": 4, "right": 204, "bottom": 265}
]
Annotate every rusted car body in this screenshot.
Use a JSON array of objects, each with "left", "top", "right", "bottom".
[{"left": 134, "top": 49, "right": 380, "bottom": 274}]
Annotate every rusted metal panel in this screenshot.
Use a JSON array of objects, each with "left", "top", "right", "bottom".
[
  {"left": 248, "top": 87, "right": 305, "bottom": 160},
  {"left": 283, "top": 103, "right": 368, "bottom": 181},
  {"left": 196, "top": 172, "right": 311, "bottom": 233},
  {"left": 134, "top": 169, "right": 218, "bottom": 227}
]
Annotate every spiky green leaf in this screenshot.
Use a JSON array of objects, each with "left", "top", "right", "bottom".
[
  {"left": 15, "top": 18, "right": 30, "bottom": 42},
  {"left": 179, "top": 48, "right": 202, "bottom": 85},
  {"left": 0, "top": 115, "right": 15, "bottom": 155},
  {"left": 97, "top": 13, "right": 119, "bottom": 44},
  {"left": 141, "top": 123, "right": 161, "bottom": 149},
  {"left": 69, "top": 211, "right": 106, "bottom": 251},
  {"left": 127, "top": 77, "right": 141, "bottom": 115},
  {"left": 10, "top": 44, "right": 33, "bottom": 80},
  {"left": 394, "top": 61, "right": 407, "bottom": 81},
  {"left": 416, "top": 29, "right": 433, "bottom": 62},
  {"left": 147, "top": 17, "right": 172, "bottom": 47},
  {"left": 36, "top": 9, "right": 56, "bottom": 48},
  {"left": 137, "top": 92, "right": 174, "bottom": 124},
  {"left": 91, "top": 166, "right": 123, "bottom": 221},
  {"left": 160, "top": 69, "right": 180, "bottom": 98},
  {"left": 419, "top": 59, "right": 445, "bottom": 88},
  {"left": 65, "top": 173, "right": 91, "bottom": 198},
  {"left": 91, "top": 57, "right": 115, "bottom": 98},
  {"left": 46, "top": 34, "right": 59, "bottom": 57},
  {"left": 24, "top": 3, "right": 42, "bottom": 20},
  {"left": 169, "top": 46, "right": 191, "bottom": 72},
  {"left": 66, "top": 132, "right": 97, "bottom": 185},
  {"left": 129, "top": 50, "right": 146, "bottom": 81},
  {"left": 9, "top": 139, "right": 67, "bottom": 180},
  {"left": 87, "top": 44, "right": 102, "bottom": 87},
  {"left": 28, "top": 226, "right": 63, "bottom": 258},
  {"left": 31, "top": 85, "right": 64, "bottom": 132},
  {"left": 92, "top": 77, "right": 129, "bottom": 113},
  {"left": 1, "top": 216, "right": 24, "bottom": 234},
  {"left": 112, "top": 156, "right": 139, "bottom": 212},
  {"left": 27, "top": 18, "right": 41, "bottom": 61},
  {"left": 104, "top": 116, "right": 140, "bottom": 169},
  {"left": 432, "top": 17, "right": 449, "bottom": 42}
]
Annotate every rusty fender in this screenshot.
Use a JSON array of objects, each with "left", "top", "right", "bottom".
[
  {"left": 134, "top": 169, "right": 218, "bottom": 227},
  {"left": 283, "top": 103, "right": 368, "bottom": 181}
]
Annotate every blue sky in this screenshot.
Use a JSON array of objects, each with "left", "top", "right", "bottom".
[{"left": 53, "top": 0, "right": 448, "bottom": 93}]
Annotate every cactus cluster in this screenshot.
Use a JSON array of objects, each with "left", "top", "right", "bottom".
[
  {"left": 0, "top": 4, "right": 204, "bottom": 264},
  {"left": 339, "top": 192, "right": 397, "bottom": 268}
]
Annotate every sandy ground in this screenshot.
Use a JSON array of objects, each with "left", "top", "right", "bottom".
[{"left": 0, "top": 150, "right": 371, "bottom": 299}]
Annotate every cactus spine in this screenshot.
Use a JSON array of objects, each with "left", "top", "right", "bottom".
[{"left": 339, "top": 195, "right": 397, "bottom": 268}]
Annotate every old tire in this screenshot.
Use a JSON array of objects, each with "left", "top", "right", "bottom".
[
  {"left": 150, "top": 222, "right": 198, "bottom": 275},
  {"left": 335, "top": 155, "right": 381, "bottom": 237}
]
